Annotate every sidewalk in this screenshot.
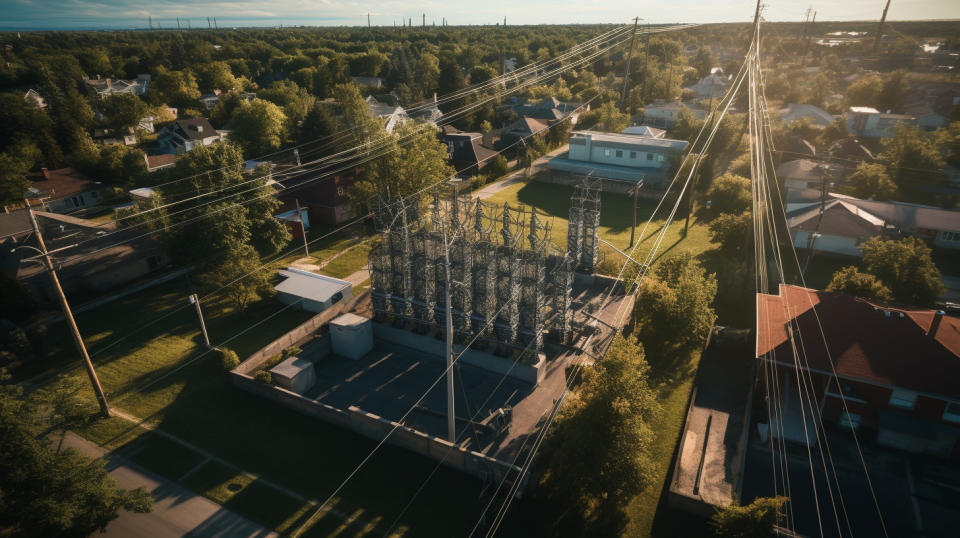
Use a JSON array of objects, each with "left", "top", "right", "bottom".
[{"left": 61, "top": 432, "right": 277, "bottom": 538}]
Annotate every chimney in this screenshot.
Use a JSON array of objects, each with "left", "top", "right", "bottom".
[
  {"left": 928, "top": 310, "right": 945, "bottom": 339},
  {"left": 195, "top": 125, "right": 203, "bottom": 133},
  {"left": 41, "top": 167, "right": 50, "bottom": 180}
]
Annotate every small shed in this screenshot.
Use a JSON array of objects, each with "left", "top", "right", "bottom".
[
  {"left": 270, "top": 356, "right": 316, "bottom": 394},
  {"left": 330, "top": 313, "right": 373, "bottom": 360},
  {"left": 274, "top": 268, "right": 351, "bottom": 313}
]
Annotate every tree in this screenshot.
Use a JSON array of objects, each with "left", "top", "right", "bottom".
[
  {"left": 844, "top": 75, "right": 883, "bottom": 108},
  {"left": 877, "top": 125, "right": 945, "bottom": 204},
  {"left": 486, "top": 155, "right": 509, "bottom": 179},
  {"left": 878, "top": 70, "right": 909, "bottom": 112},
  {"left": 150, "top": 66, "right": 201, "bottom": 109},
  {"left": 844, "top": 162, "right": 897, "bottom": 200},
  {"left": 209, "top": 91, "right": 245, "bottom": 128},
  {"left": 199, "top": 243, "right": 273, "bottom": 310},
  {"left": 706, "top": 173, "right": 752, "bottom": 215},
  {"left": 0, "top": 371, "right": 153, "bottom": 536},
  {"left": 196, "top": 61, "right": 245, "bottom": 93},
  {"left": 826, "top": 266, "right": 894, "bottom": 302},
  {"left": 709, "top": 212, "right": 753, "bottom": 254},
  {"left": 98, "top": 93, "right": 149, "bottom": 131},
  {"left": 469, "top": 65, "right": 498, "bottom": 85},
  {"left": 692, "top": 48, "right": 714, "bottom": 78},
  {"left": 538, "top": 334, "right": 659, "bottom": 534},
  {"left": 298, "top": 102, "right": 339, "bottom": 147},
  {"left": 0, "top": 153, "right": 32, "bottom": 205},
  {"left": 632, "top": 252, "right": 717, "bottom": 359},
  {"left": 229, "top": 98, "right": 288, "bottom": 156},
  {"left": 860, "top": 237, "right": 944, "bottom": 306},
  {"left": 710, "top": 497, "right": 787, "bottom": 538},
  {"left": 596, "top": 102, "right": 629, "bottom": 133},
  {"left": 354, "top": 123, "right": 454, "bottom": 204}
]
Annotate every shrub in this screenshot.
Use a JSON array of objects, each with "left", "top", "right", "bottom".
[
  {"left": 282, "top": 346, "right": 302, "bottom": 359},
  {"left": 254, "top": 371, "right": 272, "bottom": 384},
  {"left": 220, "top": 348, "right": 240, "bottom": 370}
]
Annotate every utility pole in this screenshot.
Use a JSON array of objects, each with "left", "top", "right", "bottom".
[
  {"left": 176, "top": 17, "right": 181, "bottom": 31},
  {"left": 207, "top": 17, "right": 212, "bottom": 30},
  {"left": 296, "top": 199, "right": 309, "bottom": 256},
  {"left": 27, "top": 209, "right": 111, "bottom": 418},
  {"left": 293, "top": 147, "right": 301, "bottom": 167},
  {"left": 188, "top": 294, "right": 212, "bottom": 348},
  {"left": 149, "top": 16, "right": 153, "bottom": 30},
  {"left": 640, "top": 23, "right": 650, "bottom": 102},
  {"left": 423, "top": 13, "right": 426, "bottom": 27},
  {"left": 441, "top": 221, "right": 456, "bottom": 444},
  {"left": 367, "top": 13, "right": 370, "bottom": 27},
  {"left": 213, "top": 17, "right": 218, "bottom": 29},
  {"left": 620, "top": 17, "right": 640, "bottom": 113},
  {"left": 874, "top": 0, "right": 891, "bottom": 52}
]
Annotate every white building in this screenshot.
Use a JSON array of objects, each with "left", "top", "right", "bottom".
[
  {"left": 844, "top": 106, "right": 916, "bottom": 138},
  {"left": 156, "top": 118, "right": 226, "bottom": 154},
  {"left": 642, "top": 100, "right": 706, "bottom": 129},
  {"left": 274, "top": 268, "right": 352, "bottom": 313},
  {"left": 548, "top": 130, "right": 687, "bottom": 186}
]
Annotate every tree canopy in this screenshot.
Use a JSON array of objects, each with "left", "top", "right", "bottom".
[
  {"left": 826, "top": 266, "right": 894, "bottom": 303},
  {"left": 860, "top": 237, "right": 944, "bottom": 306}
]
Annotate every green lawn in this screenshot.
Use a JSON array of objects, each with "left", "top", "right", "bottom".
[{"left": 321, "top": 240, "right": 374, "bottom": 280}]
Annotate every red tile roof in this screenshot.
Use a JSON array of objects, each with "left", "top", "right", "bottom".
[
  {"left": 145, "top": 154, "right": 176, "bottom": 171},
  {"left": 28, "top": 168, "right": 100, "bottom": 201},
  {"left": 757, "top": 284, "right": 960, "bottom": 399}
]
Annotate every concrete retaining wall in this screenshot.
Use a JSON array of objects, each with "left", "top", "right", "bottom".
[
  {"left": 372, "top": 323, "right": 543, "bottom": 385},
  {"left": 230, "top": 371, "right": 519, "bottom": 481},
  {"left": 235, "top": 291, "right": 369, "bottom": 375}
]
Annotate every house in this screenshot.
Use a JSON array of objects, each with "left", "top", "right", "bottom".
[
  {"left": 26, "top": 168, "right": 104, "bottom": 213},
  {"left": 826, "top": 137, "right": 875, "bottom": 163},
  {"left": 352, "top": 76, "right": 384, "bottom": 88},
  {"left": 548, "top": 130, "right": 688, "bottom": 186},
  {"left": 779, "top": 103, "right": 835, "bottom": 128},
  {"left": 93, "top": 127, "right": 138, "bottom": 147},
  {"left": 902, "top": 103, "right": 949, "bottom": 132},
  {"left": 776, "top": 159, "right": 839, "bottom": 190},
  {"left": 408, "top": 96, "right": 443, "bottom": 124},
  {"left": 274, "top": 166, "right": 356, "bottom": 226},
  {"left": 830, "top": 194, "right": 960, "bottom": 250},
  {"left": 642, "top": 100, "right": 707, "bottom": 129},
  {"left": 756, "top": 284, "right": 960, "bottom": 458},
  {"left": 273, "top": 268, "right": 352, "bottom": 314},
  {"left": 157, "top": 118, "right": 225, "bottom": 154},
  {"left": 3, "top": 211, "right": 169, "bottom": 303},
  {"left": 366, "top": 95, "right": 408, "bottom": 133},
  {"left": 844, "top": 106, "right": 916, "bottom": 138},
  {"left": 622, "top": 125, "right": 666, "bottom": 138},
  {"left": 788, "top": 198, "right": 885, "bottom": 256},
  {"left": 23, "top": 89, "right": 46, "bottom": 109},
  {"left": 441, "top": 130, "right": 499, "bottom": 175},
  {"left": 513, "top": 97, "right": 586, "bottom": 123},
  {"left": 501, "top": 116, "right": 552, "bottom": 140},
  {"left": 684, "top": 74, "right": 730, "bottom": 99},
  {"left": 144, "top": 154, "right": 176, "bottom": 172},
  {"left": 199, "top": 90, "right": 222, "bottom": 110},
  {"left": 274, "top": 206, "right": 310, "bottom": 239},
  {"left": 138, "top": 115, "right": 156, "bottom": 134},
  {"left": 84, "top": 75, "right": 150, "bottom": 97},
  {"left": 781, "top": 135, "right": 816, "bottom": 158}
]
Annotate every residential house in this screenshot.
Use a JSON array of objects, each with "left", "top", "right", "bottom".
[
  {"left": 366, "top": 95, "right": 408, "bottom": 133},
  {"left": 157, "top": 118, "right": 225, "bottom": 154},
  {"left": 548, "top": 130, "right": 688, "bottom": 186},
  {"left": 622, "top": 125, "right": 666, "bottom": 138},
  {"left": 778, "top": 103, "right": 835, "bottom": 128},
  {"left": 144, "top": 154, "right": 176, "bottom": 172},
  {"left": 756, "top": 284, "right": 960, "bottom": 458},
  {"left": 776, "top": 159, "right": 839, "bottom": 190},
  {"left": 3, "top": 211, "right": 169, "bottom": 303},
  {"left": 275, "top": 206, "right": 310, "bottom": 239},
  {"left": 642, "top": 100, "right": 707, "bottom": 129},
  {"left": 501, "top": 116, "right": 552, "bottom": 140},
  {"left": 93, "top": 127, "right": 138, "bottom": 147},
  {"left": 684, "top": 74, "right": 730, "bottom": 99},
  {"left": 826, "top": 137, "right": 875, "bottom": 164},
  {"left": 781, "top": 135, "right": 816, "bottom": 158},
  {"left": 84, "top": 74, "right": 151, "bottom": 97},
  {"left": 902, "top": 103, "right": 949, "bottom": 132},
  {"left": 23, "top": 89, "right": 46, "bottom": 109},
  {"left": 199, "top": 90, "right": 223, "bottom": 110},
  {"left": 831, "top": 194, "right": 960, "bottom": 250},
  {"left": 352, "top": 76, "right": 384, "bottom": 88},
  {"left": 274, "top": 268, "right": 352, "bottom": 314},
  {"left": 408, "top": 96, "right": 443, "bottom": 124},
  {"left": 274, "top": 166, "right": 356, "bottom": 226},
  {"left": 513, "top": 96, "right": 586, "bottom": 124},
  {"left": 441, "top": 129, "right": 499, "bottom": 175},
  {"left": 844, "top": 106, "right": 916, "bottom": 138},
  {"left": 27, "top": 168, "right": 104, "bottom": 213},
  {"left": 788, "top": 198, "right": 886, "bottom": 256}
]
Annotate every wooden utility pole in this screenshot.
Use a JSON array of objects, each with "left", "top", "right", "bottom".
[
  {"left": 874, "top": 0, "right": 891, "bottom": 52},
  {"left": 189, "top": 294, "right": 212, "bottom": 348},
  {"left": 27, "top": 209, "right": 110, "bottom": 418},
  {"left": 640, "top": 23, "right": 650, "bottom": 102},
  {"left": 296, "top": 199, "right": 309, "bottom": 256},
  {"left": 620, "top": 17, "right": 641, "bottom": 113}
]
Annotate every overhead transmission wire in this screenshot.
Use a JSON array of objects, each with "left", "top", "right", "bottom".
[
  {"left": 45, "top": 26, "right": 651, "bottom": 263},
  {"left": 475, "top": 39, "right": 755, "bottom": 538}
]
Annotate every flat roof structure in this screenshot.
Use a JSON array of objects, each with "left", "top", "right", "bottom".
[
  {"left": 569, "top": 130, "right": 688, "bottom": 151},
  {"left": 274, "top": 268, "right": 351, "bottom": 303}
]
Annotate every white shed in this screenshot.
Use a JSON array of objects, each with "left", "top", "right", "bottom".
[
  {"left": 329, "top": 313, "right": 373, "bottom": 360},
  {"left": 274, "top": 268, "right": 352, "bottom": 313}
]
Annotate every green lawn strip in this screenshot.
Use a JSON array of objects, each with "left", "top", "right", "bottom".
[
  {"left": 126, "top": 433, "right": 208, "bottom": 481},
  {"left": 621, "top": 354, "right": 703, "bottom": 537},
  {"left": 322, "top": 240, "right": 374, "bottom": 279}
]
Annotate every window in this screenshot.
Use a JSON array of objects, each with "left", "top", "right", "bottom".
[
  {"left": 646, "top": 153, "right": 653, "bottom": 161},
  {"left": 944, "top": 402, "right": 960, "bottom": 424},
  {"left": 604, "top": 149, "right": 611, "bottom": 157},
  {"left": 330, "top": 292, "right": 343, "bottom": 305},
  {"left": 889, "top": 389, "right": 917, "bottom": 410},
  {"left": 630, "top": 151, "right": 637, "bottom": 159},
  {"left": 826, "top": 380, "right": 868, "bottom": 403},
  {"left": 657, "top": 154, "right": 666, "bottom": 162},
  {"left": 838, "top": 412, "right": 862, "bottom": 429},
  {"left": 615, "top": 150, "right": 623, "bottom": 158}
]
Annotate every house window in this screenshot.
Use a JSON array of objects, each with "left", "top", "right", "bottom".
[
  {"left": 838, "top": 411, "right": 862, "bottom": 429},
  {"left": 657, "top": 154, "right": 666, "bottom": 162},
  {"left": 630, "top": 151, "right": 637, "bottom": 159},
  {"left": 615, "top": 150, "right": 623, "bottom": 158},
  {"left": 604, "top": 149, "right": 611, "bottom": 157},
  {"left": 646, "top": 153, "right": 654, "bottom": 161},
  {"left": 889, "top": 389, "right": 917, "bottom": 410},
  {"left": 944, "top": 402, "right": 960, "bottom": 424}
]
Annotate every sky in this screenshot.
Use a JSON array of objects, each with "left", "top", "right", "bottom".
[{"left": 1, "top": 0, "right": 958, "bottom": 30}]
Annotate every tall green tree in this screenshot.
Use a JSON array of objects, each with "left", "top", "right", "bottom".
[
  {"left": 877, "top": 125, "right": 945, "bottom": 204},
  {"left": 826, "top": 266, "right": 893, "bottom": 302},
  {"left": 706, "top": 173, "right": 752, "bottom": 215},
  {"left": 229, "top": 98, "right": 288, "bottom": 156},
  {"left": 0, "top": 371, "right": 153, "bottom": 536},
  {"left": 354, "top": 123, "right": 454, "bottom": 204},
  {"left": 98, "top": 93, "right": 149, "bottom": 131},
  {"left": 0, "top": 153, "right": 32, "bottom": 205},
  {"left": 860, "top": 237, "right": 944, "bottom": 306},
  {"left": 844, "top": 162, "right": 897, "bottom": 201},
  {"left": 298, "top": 102, "right": 339, "bottom": 147},
  {"left": 709, "top": 211, "right": 753, "bottom": 254},
  {"left": 710, "top": 497, "right": 787, "bottom": 538}
]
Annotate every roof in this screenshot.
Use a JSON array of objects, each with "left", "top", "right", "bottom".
[
  {"left": 0, "top": 209, "right": 32, "bottom": 240},
  {"left": 622, "top": 125, "right": 666, "bottom": 138},
  {"left": 175, "top": 118, "right": 217, "bottom": 140},
  {"left": 569, "top": 130, "right": 688, "bottom": 151},
  {"left": 274, "top": 268, "right": 351, "bottom": 303},
  {"left": 787, "top": 199, "right": 884, "bottom": 237},
  {"left": 757, "top": 284, "right": 960, "bottom": 400},
  {"left": 504, "top": 117, "right": 551, "bottom": 136},
  {"left": 776, "top": 159, "right": 828, "bottom": 182},
  {"left": 848, "top": 106, "right": 881, "bottom": 114},
  {"left": 330, "top": 312, "right": 371, "bottom": 328},
  {"left": 782, "top": 135, "right": 816, "bottom": 157},
  {"left": 145, "top": 154, "right": 176, "bottom": 171},
  {"left": 826, "top": 137, "right": 875, "bottom": 161},
  {"left": 28, "top": 168, "right": 100, "bottom": 200},
  {"left": 831, "top": 194, "right": 960, "bottom": 232},
  {"left": 779, "top": 104, "right": 835, "bottom": 127},
  {"left": 270, "top": 356, "right": 314, "bottom": 379},
  {"left": 445, "top": 132, "right": 497, "bottom": 168}
]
